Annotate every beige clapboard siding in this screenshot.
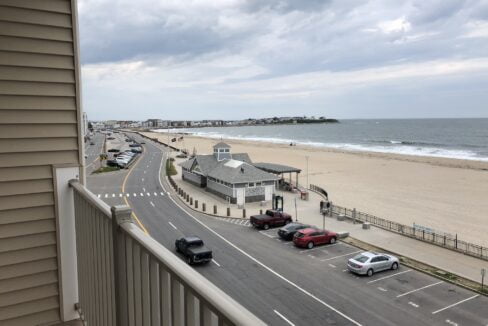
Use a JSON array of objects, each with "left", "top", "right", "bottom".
[
  {"left": 0, "top": 219, "right": 55, "bottom": 239},
  {"left": 0, "top": 192, "right": 54, "bottom": 211},
  {"left": 0, "top": 151, "right": 79, "bottom": 168},
  {"left": 0, "top": 258, "right": 57, "bottom": 281},
  {"left": 0, "top": 109, "right": 77, "bottom": 124},
  {"left": 0, "top": 283, "right": 59, "bottom": 310},
  {"left": 0, "top": 206, "right": 55, "bottom": 225},
  {"left": 0, "top": 295, "right": 59, "bottom": 321},
  {"left": 0, "top": 166, "right": 52, "bottom": 182},
  {"left": 0, "top": 80, "right": 75, "bottom": 96},
  {"left": 1, "top": 308, "right": 59, "bottom": 326},
  {"left": 0, "top": 231, "right": 56, "bottom": 253},
  {"left": 0, "top": 270, "right": 58, "bottom": 296},
  {"left": 0, "top": 124, "right": 77, "bottom": 138},
  {"left": 0, "top": 245, "right": 57, "bottom": 268},
  {"left": 0, "top": 35, "right": 73, "bottom": 56},
  {"left": 0, "top": 51, "right": 74, "bottom": 69},
  {"left": 0, "top": 5, "right": 71, "bottom": 28},
  {"left": 0, "top": 21, "right": 73, "bottom": 42},
  {"left": 0, "top": 0, "right": 71, "bottom": 14},
  {"left": 0, "top": 179, "right": 53, "bottom": 196},
  {"left": 0, "top": 95, "right": 76, "bottom": 110},
  {"left": 0, "top": 138, "right": 78, "bottom": 154},
  {"left": 0, "top": 65, "right": 75, "bottom": 83}
]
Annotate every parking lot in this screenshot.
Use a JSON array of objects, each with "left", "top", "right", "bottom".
[{"left": 255, "top": 227, "right": 488, "bottom": 326}]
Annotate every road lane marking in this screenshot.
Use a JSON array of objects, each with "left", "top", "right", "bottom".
[
  {"left": 328, "top": 264, "right": 336, "bottom": 268},
  {"left": 378, "top": 287, "right": 387, "bottom": 292},
  {"left": 160, "top": 192, "right": 165, "bottom": 196},
  {"left": 154, "top": 192, "right": 157, "bottom": 196},
  {"left": 142, "top": 178, "right": 144, "bottom": 182},
  {"left": 97, "top": 194, "right": 101, "bottom": 198},
  {"left": 273, "top": 310, "right": 295, "bottom": 326},
  {"left": 140, "top": 192, "right": 144, "bottom": 196},
  {"left": 119, "top": 193, "right": 123, "bottom": 197},
  {"left": 320, "top": 250, "right": 362, "bottom": 261},
  {"left": 104, "top": 194, "right": 108, "bottom": 198},
  {"left": 212, "top": 259, "right": 221, "bottom": 267},
  {"left": 342, "top": 269, "right": 348, "bottom": 272},
  {"left": 308, "top": 255, "right": 316, "bottom": 259},
  {"left": 147, "top": 192, "right": 150, "bottom": 196},
  {"left": 259, "top": 231, "right": 276, "bottom": 239},
  {"left": 150, "top": 201, "right": 155, "bottom": 207},
  {"left": 126, "top": 193, "right": 130, "bottom": 197},
  {"left": 168, "top": 222, "right": 177, "bottom": 230},
  {"left": 397, "top": 281, "right": 443, "bottom": 298},
  {"left": 408, "top": 301, "right": 419, "bottom": 308},
  {"left": 158, "top": 146, "right": 362, "bottom": 326},
  {"left": 143, "top": 187, "right": 146, "bottom": 192},
  {"left": 432, "top": 294, "right": 479, "bottom": 314},
  {"left": 112, "top": 194, "right": 115, "bottom": 197},
  {"left": 367, "top": 270, "right": 412, "bottom": 284}
]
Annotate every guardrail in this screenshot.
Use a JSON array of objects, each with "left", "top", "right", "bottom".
[
  {"left": 330, "top": 204, "right": 488, "bottom": 261},
  {"left": 70, "top": 180, "right": 265, "bottom": 325},
  {"left": 310, "top": 184, "right": 328, "bottom": 199}
]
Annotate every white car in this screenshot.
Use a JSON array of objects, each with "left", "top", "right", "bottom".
[{"left": 347, "top": 252, "right": 400, "bottom": 276}]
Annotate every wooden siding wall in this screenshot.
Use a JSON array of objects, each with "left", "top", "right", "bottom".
[{"left": 0, "top": 1, "right": 82, "bottom": 325}]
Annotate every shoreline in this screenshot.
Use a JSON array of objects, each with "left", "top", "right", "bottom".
[{"left": 148, "top": 130, "right": 488, "bottom": 172}]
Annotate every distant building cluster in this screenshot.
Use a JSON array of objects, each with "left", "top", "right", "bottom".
[{"left": 89, "top": 116, "right": 337, "bottom": 130}]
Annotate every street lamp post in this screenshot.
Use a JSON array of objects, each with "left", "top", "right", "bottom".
[{"left": 306, "top": 155, "right": 309, "bottom": 189}]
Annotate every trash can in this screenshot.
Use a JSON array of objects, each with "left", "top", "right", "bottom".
[{"left": 300, "top": 191, "right": 309, "bottom": 201}]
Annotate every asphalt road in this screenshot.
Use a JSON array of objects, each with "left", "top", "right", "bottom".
[{"left": 87, "top": 133, "right": 488, "bottom": 326}]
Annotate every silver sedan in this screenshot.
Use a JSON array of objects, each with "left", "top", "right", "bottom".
[{"left": 347, "top": 252, "right": 400, "bottom": 276}]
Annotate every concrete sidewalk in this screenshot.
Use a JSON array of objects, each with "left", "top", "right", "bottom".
[{"left": 170, "top": 155, "right": 488, "bottom": 285}]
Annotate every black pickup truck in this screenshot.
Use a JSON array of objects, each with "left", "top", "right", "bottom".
[
  {"left": 175, "top": 236, "right": 213, "bottom": 265},
  {"left": 250, "top": 209, "right": 293, "bottom": 230}
]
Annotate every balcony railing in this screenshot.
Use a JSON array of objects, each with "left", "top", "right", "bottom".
[{"left": 69, "top": 180, "right": 265, "bottom": 326}]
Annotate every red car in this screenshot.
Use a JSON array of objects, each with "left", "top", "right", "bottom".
[{"left": 293, "top": 228, "right": 338, "bottom": 249}]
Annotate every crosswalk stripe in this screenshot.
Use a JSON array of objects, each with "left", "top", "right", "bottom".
[
  {"left": 126, "top": 193, "right": 130, "bottom": 197},
  {"left": 119, "top": 194, "right": 122, "bottom": 197},
  {"left": 147, "top": 193, "right": 150, "bottom": 196},
  {"left": 97, "top": 194, "right": 101, "bottom": 198},
  {"left": 112, "top": 194, "right": 115, "bottom": 197},
  {"left": 160, "top": 192, "right": 164, "bottom": 196},
  {"left": 140, "top": 193, "right": 144, "bottom": 196},
  {"left": 105, "top": 194, "right": 108, "bottom": 198},
  {"left": 133, "top": 193, "right": 137, "bottom": 197},
  {"left": 154, "top": 192, "right": 157, "bottom": 196}
]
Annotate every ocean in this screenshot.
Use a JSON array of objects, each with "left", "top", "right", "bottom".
[{"left": 154, "top": 118, "right": 488, "bottom": 162}]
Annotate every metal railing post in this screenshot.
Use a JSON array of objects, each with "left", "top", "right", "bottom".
[{"left": 111, "top": 205, "right": 133, "bottom": 326}]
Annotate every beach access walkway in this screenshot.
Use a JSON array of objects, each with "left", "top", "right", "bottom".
[{"left": 171, "top": 156, "right": 488, "bottom": 285}]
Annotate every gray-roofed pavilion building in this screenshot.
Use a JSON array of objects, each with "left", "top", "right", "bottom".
[{"left": 180, "top": 143, "right": 279, "bottom": 205}]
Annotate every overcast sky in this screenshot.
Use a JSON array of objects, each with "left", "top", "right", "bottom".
[{"left": 78, "top": 0, "right": 488, "bottom": 120}]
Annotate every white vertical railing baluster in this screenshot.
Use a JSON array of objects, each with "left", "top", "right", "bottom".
[
  {"left": 149, "top": 257, "right": 160, "bottom": 326},
  {"left": 160, "top": 267, "right": 172, "bottom": 326},
  {"left": 141, "top": 251, "right": 151, "bottom": 326}
]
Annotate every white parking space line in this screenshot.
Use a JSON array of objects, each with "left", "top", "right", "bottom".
[
  {"left": 408, "top": 301, "right": 419, "bottom": 308},
  {"left": 445, "top": 319, "right": 459, "bottom": 326},
  {"left": 432, "top": 294, "right": 479, "bottom": 315},
  {"left": 377, "top": 287, "right": 387, "bottom": 292},
  {"left": 259, "top": 231, "right": 277, "bottom": 239},
  {"left": 273, "top": 310, "right": 295, "bottom": 326},
  {"left": 328, "top": 264, "right": 336, "bottom": 268},
  {"left": 168, "top": 222, "right": 177, "bottom": 230},
  {"left": 396, "top": 281, "right": 444, "bottom": 298},
  {"left": 320, "top": 250, "right": 362, "bottom": 262},
  {"left": 212, "top": 259, "right": 221, "bottom": 267},
  {"left": 308, "top": 255, "right": 316, "bottom": 259},
  {"left": 367, "top": 270, "right": 412, "bottom": 284},
  {"left": 150, "top": 201, "right": 155, "bottom": 207}
]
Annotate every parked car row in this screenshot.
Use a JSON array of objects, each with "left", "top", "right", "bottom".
[
  {"left": 105, "top": 150, "right": 139, "bottom": 168},
  {"left": 250, "top": 211, "right": 400, "bottom": 277}
]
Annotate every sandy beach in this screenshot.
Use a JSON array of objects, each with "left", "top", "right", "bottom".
[{"left": 142, "top": 131, "right": 488, "bottom": 247}]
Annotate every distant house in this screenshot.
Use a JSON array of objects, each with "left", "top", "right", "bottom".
[{"left": 179, "top": 142, "right": 279, "bottom": 205}]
